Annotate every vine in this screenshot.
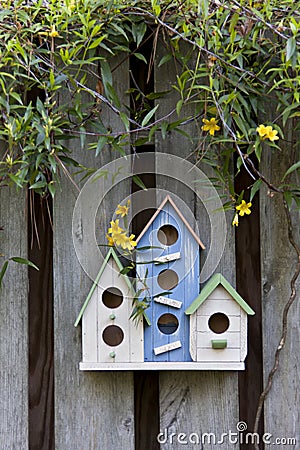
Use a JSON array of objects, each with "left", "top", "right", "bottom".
[{"left": 0, "top": 0, "right": 299, "bottom": 437}]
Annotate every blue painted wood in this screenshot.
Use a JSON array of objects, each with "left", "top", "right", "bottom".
[{"left": 136, "top": 200, "right": 200, "bottom": 362}]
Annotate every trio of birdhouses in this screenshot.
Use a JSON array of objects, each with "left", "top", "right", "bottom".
[{"left": 75, "top": 195, "right": 254, "bottom": 370}]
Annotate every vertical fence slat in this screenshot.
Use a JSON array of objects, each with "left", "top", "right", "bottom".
[
  {"left": 53, "top": 57, "right": 135, "bottom": 449},
  {"left": 28, "top": 194, "right": 54, "bottom": 450},
  {"left": 260, "top": 119, "right": 300, "bottom": 444},
  {"left": 155, "top": 42, "right": 239, "bottom": 449},
  {"left": 0, "top": 186, "right": 28, "bottom": 450}
]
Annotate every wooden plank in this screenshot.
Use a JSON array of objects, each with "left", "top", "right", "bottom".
[
  {"left": 235, "top": 164, "right": 264, "bottom": 446},
  {"left": 0, "top": 185, "right": 28, "bottom": 449},
  {"left": 53, "top": 55, "right": 135, "bottom": 449},
  {"left": 260, "top": 120, "right": 300, "bottom": 444},
  {"left": 28, "top": 193, "right": 54, "bottom": 450},
  {"left": 134, "top": 371, "right": 160, "bottom": 450},
  {"left": 155, "top": 40, "right": 239, "bottom": 449}
]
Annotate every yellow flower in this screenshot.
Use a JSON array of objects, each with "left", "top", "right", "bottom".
[
  {"left": 265, "top": 126, "right": 279, "bottom": 142},
  {"left": 256, "top": 124, "right": 268, "bottom": 138},
  {"left": 113, "top": 233, "right": 137, "bottom": 250},
  {"left": 202, "top": 117, "right": 220, "bottom": 136},
  {"left": 107, "top": 219, "right": 124, "bottom": 235},
  {"left": 116, "top": 203, "right": 129, "bottom": 217},
  {"left": 106, "top": 233, "right": 114, "bottom": 246},
  {"left": 126, "top": 234, "right": 137, "bottom": 250},
  {"left": 49, "top": 25, "right": 59, "bottom": 38},
  {"left": 256, "top": 124, "right": 279, "bottom": 142},
  {"left": 232, "top": 213, "right": 239, "bottom": 227},
  {"left": 236, "top": 200, "right": 252, "bottom": 216}
]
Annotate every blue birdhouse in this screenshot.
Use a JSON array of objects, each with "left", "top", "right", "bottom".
[{"left": 136, "top": 196, "right": 205, "bottom": 363}]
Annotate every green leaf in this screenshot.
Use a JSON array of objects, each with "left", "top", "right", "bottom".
[
  {"left": 10, "top": 257, "right": 39, "bottom": 271},
  {"left": 286, "top": 37, "right": 296, "bottom": 62},
  {"left": 0, "top": 261, "right": 9, "bottom": 289},
  {"left": 119, "top": 112, "right": 130, "bottom": 132},
  {"left": 158, "top": 53, "right": 172, "bottom": 67},
  {"left": 132, "top": 175, "right": 147, "bottom": 190},
  {"left": 141, "top": 104, "right": 159, "bottom": 127},
  {"left": 250, "top": 179, "right": 262, "bottom": 202},
  {"left": 48, "top": 182, "right": 56, "bottom": 199},
  {"left": 88, "top": 35, "right": 106, "bottom": 50},
  {"left": 29, "top": 180, "right": 47, "bottom": 190},
  {"left": 119, "top": 266, "right": 132, "bottom": 275},
  {"left": 133, "top": 53, "right": 147, "bottom": 64},
  {"left": 100, "top": 60, "right": 112, "bottom": 87},
  {"left": 282, "top": 161, "right": 300, "bottom": 181},
  {"left": 283, "top": 191, "right": 293, "bottom": 209},
  {"left": 132, "top": 21, "right": 147, "bottom": 47},
  {"left": 95, "top": 136, "right": 108, "bottom": 156}
]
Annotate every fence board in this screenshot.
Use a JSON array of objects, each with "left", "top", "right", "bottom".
[
  {"left": 0, "top": 186, "right": 28, "bottom": 450},
  {"left": 260, "top": 120, "right": 300, "bottom": 445},
  {"left": 155, "top": 41, "right": 239, "bottom": 449},
  {"left": 53, "top": 56, "right": 135, "bottom": 450}
]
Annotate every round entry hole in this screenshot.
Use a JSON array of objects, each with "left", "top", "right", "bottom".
[
  {"left": 157, "top": 269, "right": 179, "bottom": 290},
  {"left": 102, "top": 287, "right": 123, "bottom": 309},
  {"left": 208, "top": 313, "right": 230, "bottom": 334},
  {"left": 157, "top": 313, "right": 179, "bottom": 335},
  {"left": 102, "top": 325, "right": 124, "bottom": 346},
  {"left": 157, "top": 224, "right": 179, "bottom": 246}
]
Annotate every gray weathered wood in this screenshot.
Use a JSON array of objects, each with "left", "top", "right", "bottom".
[
  {"left": 155, "top": 42, "right": 239, "bottom": 449},
  {"left": 260, "top": 118, "right": 300, "bottom": 445},
  {"left": 53, "top": 56, "right": 135, "bottom": 449},
  {"left": 0, "top": 186, "right": 28, "bottom": 450}
]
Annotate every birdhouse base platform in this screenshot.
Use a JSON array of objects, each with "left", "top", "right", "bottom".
[{"left": 79, "top": 362, "right": 245, "bottom": 371}]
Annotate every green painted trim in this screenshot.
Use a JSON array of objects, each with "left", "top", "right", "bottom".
[
  {"left": 211, "top": 339, "right": 227, "bottom": 349},
  {"left": 74, "top": 247, "right": 134, "bottom": 326},
  {"left": 185, "top": 273, "right": 255, "bottom": 316}
]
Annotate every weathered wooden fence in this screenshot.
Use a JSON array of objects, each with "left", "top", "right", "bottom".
[{"left": 1, "top": 44, "right": 299, "bottom": 450}]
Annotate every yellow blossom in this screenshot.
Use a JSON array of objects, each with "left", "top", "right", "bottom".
[
  {"left": 126, "top": 234, "right": 137, "bottom": 250},
  {"left": 232, "top": 213, "right": 239, "bottom": 227},
  {"left": 106, "top": 233, "right": 114, "bottom": 246},
  {"left": 256, "top": 124, "right": 268, "bottom": 138},
  {"left": 202, "top": 117, "right": 220, "bottom": 136},
  {"left": 264, "top": 126, "right": 279, "bottom": 142},
  {"left": 236, "top": 200, "right": 252, "bottom": 216},
  {"left": 116, "top": 203, "right": 129, "bottom": 217},
  {"left": 108, "top": 219, "right": 124, "bottom": 235},
  {"left": 113, "top": 233, "right": 137, "bottom": 250},
  {"left": 49, "top": 25, "right": 59, "bottom": 38},
  {"left": 256, "top": 124, "right": 279, "bottom": 142}
]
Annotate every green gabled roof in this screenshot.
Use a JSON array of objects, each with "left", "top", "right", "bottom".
[
  {"left": 185, "top": 273, "right": 255, "bottom": 316},
  {"left": 74, "top": 248, "right": 133, "bottom": 327}
]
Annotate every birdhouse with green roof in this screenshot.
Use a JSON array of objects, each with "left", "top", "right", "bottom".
[
  {"left": 74, "top": 248, "right": 143, "bottom": 370},
  {"left": 185, "top": 273, "right": 255, "bottom": 370}
]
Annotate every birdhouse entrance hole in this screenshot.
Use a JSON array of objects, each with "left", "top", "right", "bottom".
[
  {"left": 157, "top": 269, "right": 179, "bottom": 290},
  {"left": 208, "top": 313, "right": 230, "bottom": 334},
  {"left": 157, "top": 313, "right": 179, "bottom": 334},
  {"left": 157, "top": 224, "right": 179, "bottom": 246},
  {"left": 102, "top": 325, "right": 124, "bottom": 346},
  {"left": 102, "top": 287, "right": 123, "bottom": 309}
]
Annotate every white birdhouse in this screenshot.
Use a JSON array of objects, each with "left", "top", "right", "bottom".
[
  {"left": 75, "top": 198, "right": 255, "bottom": 371},
  {"left": 185, "top": 273, "right": 255, "bottom": 370},
  {"left": 74, "top": 248, "right": 143, "bottom": 370}
]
